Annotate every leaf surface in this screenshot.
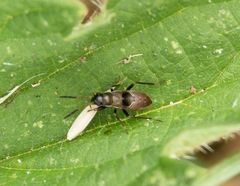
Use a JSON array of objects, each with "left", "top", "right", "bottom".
[{"left": 0, "top": 0, "right": 240, "bottom": 185}]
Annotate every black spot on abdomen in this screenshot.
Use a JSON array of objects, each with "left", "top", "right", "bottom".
[{"left": 122, "top": 91, "right": 131, "bottom": 107}]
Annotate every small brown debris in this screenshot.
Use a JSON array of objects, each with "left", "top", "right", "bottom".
[
  {"left": 80, "top": 56, "right": 87, "bottom": 63},
  {"left": 189, "top": 85, "right": 197, "bottom": 94},
  {"left": 80, "top": 0, "right": 105, "bottom": 24}
]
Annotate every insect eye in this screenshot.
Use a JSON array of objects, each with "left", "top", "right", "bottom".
[
  {"left": 96, "top": 96, "right": 103, "bottom": 105},
  {"left": 91, "top": 93, "right": 103, "bottom": 106}
]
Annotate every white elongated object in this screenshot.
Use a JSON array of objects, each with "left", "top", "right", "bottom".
[{"left": 67, "top": 104, "right": 98, "bottom": 140}]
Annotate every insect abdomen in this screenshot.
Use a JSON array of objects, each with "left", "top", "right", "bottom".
[{"left": 128, "top": 91, "right": 152, "bottom": 110}]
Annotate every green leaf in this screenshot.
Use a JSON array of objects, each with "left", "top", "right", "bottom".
[{"left": 1, "top": 0, "right": 240, "bottom": 185}]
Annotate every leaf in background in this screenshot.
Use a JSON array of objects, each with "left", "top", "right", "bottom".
[{"left": 0, "top": 0, "right": 240, "bottom": 185}]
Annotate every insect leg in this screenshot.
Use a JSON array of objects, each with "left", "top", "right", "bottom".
[
  {"left": 114, "top": 109, "right": 128, "bottom": 133},
  {"left": 64, "top": 109, "right": 79, "bottom": 119},
  {"left": 110, "top": 83, "right": 121, "bottom": 92},
  {"left": 97, "top": 106, "right": 106, "bottom": 111},
  {"left": 126, "top": 81, "right": 155, "bottom": 91},
  {"left": 113, "top": 108, "right": 121, "bottom": 121},
  {"left": 105, "top": 85, "right": 119, "bottom": 92},
  {"left": 135, "top": 82, "right": 155, "bottom": 85},
  {"left": 123, "top": 109, "right": 161, "bottom": 121},
  {"left": 126, "top": 84, "right": 134, "bottom": 90},
  {"left": 109, "top": 77, "right": 127, "bottom": 92},
  {"left": 133, "top": 115, "right": 162, "bottom": 122},
  {"left": 122, "top": 109, "right": 130, "bottom": 117},
  {"left": 88, "top": 106, "right": 105, "bottom": 112},
  {"left": 110, "top": 87, "right": 115, "bottom": 92}
]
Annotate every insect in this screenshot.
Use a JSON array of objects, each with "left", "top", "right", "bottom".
[{"left": 65, "top": 82, "right": 153, "bottom": 141}]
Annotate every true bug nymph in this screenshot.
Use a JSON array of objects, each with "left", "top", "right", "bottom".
[{"left": 65, "top": 82, "right": 153, "bottom": 140}]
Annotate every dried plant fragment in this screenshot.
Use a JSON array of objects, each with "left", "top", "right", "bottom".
[{"left": 80, "top": 0, "right": 105, "bottom": 24}]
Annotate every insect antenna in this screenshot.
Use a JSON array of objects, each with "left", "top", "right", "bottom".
[
  {"left": 60, "top": 96, "right": 78, "bottom": 99},
  {"left": 135, "top": 81, "right": 155, "bottom": 85},
  {"left": 59, "top": 95, "right": 91, "bottom": 99},
  {"left": 132, "top": 115, "right": 162, "bottom": 122}
]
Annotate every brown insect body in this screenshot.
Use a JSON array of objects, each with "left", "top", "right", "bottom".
[
  {"left": 63, "top": 82, "right": 154, "bottom": 141},
  {"left": 91, "top": 90, "right": 152, "bottom": 110}
]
